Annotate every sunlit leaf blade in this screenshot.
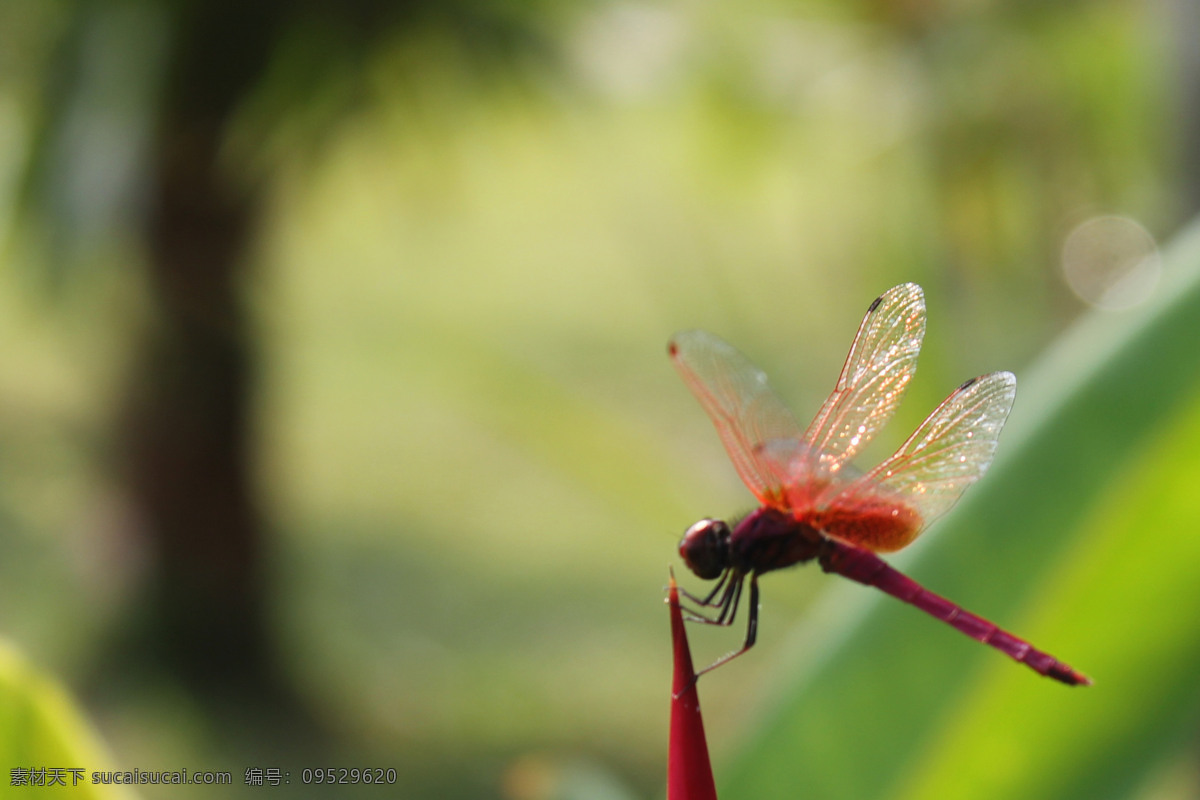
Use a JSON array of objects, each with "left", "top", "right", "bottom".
[
  {"left": 895, "top": 395, "right": 1200, "bottom": 800},
  {"left": 720, "top": 218, "right": 1200, "bottom": 799},
  {"left": 0, "top": 640, "right": 136, "bottom": 799},
  {"left": 667, "top": 571, "right": 718, "bottom": 800}
]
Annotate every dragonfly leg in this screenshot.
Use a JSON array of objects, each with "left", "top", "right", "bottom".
[
  {"left": 678, "top": 569, "right": 730, "bottom": 608},
  {"left": 694, "top": 574, "right": 760, "bottom": 679},
  {"left": 680, "top": 574, "right": 742, "bottom": 626},
  {"left": 716, "top": 575, "right": 742, "bottom": 624}
]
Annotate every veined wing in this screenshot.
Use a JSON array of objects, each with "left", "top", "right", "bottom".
[
  {"left": 669, "top": 330, "right": 802, "bottom": 506},
  {"left": 820, "top": 371, "right": 1017, "bottom": 551},
  {"left": 802, "top": 283, "right": 926, "bottom": 477}
]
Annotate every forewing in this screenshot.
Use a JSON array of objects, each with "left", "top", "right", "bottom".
[
  {"left": 669, "top": 330, "right": 802, "bottom": 505},
  {"left": 830, "top": 370, "right": 1017, "bottom": 538},
  {"left": 802, "top": 283, "right": 926, "bottom": 474}
]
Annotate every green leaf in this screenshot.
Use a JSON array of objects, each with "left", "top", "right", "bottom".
[
  {"left": 0, "top": 639, "right": 136, "bottom": 799},
  {"left": 721, "top": 219, "right": 1200, "bottom": 799}
]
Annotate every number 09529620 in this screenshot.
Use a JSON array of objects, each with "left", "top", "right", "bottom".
[{"left": 301, "top": 767, "right": 397, "bottom": 785}]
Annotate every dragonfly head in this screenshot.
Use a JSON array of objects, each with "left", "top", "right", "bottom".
[{"left": 679, "top": 518, "right": 731, "bottom": 580}]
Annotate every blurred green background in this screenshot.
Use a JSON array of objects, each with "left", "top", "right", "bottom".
[{"left": 1, "top": 0, "right": 1198, "bottom": 798}]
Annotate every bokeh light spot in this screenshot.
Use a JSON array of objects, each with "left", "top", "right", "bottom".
[{"left": 1062, "top": 215, "right": 1160, "bottom": 310}]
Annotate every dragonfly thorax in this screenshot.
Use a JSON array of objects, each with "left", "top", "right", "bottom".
[
  {"left": 729, "top": 507, "right": 825, "bottom": 575},
  {"left": 679, "top": 518, "right": 731, "bottom": 580}
]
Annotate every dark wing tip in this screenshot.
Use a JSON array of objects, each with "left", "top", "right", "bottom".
[
  {"left": 957, "top": 370, "right": 1017, "bottom": 394},
  {"left": 668, "top": 330, "right": 702, "bottom": 359},
  {"left": 868, "top": 282, "right": 925, "bottom": 315}
]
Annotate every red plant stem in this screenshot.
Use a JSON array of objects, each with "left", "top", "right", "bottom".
[{"left": 667, "top": 570, "right": 718, "bottom": 800}]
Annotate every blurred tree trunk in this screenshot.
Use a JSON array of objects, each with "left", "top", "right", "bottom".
[
  {"left": 92, "top": 0, "right": 541, "bottom": 704},
  {"left": 1174, "top": 0, "right": 1200, "bottom": 216},
  {"left": 121, "top": 5, "right": 276, "bottom": 697}
]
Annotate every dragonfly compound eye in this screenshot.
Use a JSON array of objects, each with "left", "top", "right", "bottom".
[{"left": 679, "top": 518, "right": 731, "bottom": 580}]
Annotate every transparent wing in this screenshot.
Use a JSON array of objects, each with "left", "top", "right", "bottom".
[
  {"left": 802, "top": 283, "right": 926, "bottom": 476},
  {"left": 669, "top": 330, "right": 802, "bottom": 505},
  {"left": 824, "top": 370, "right": 1017, "bottom": 547}
]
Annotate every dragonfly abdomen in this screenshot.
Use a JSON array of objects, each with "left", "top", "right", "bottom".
[
  {"left": 810, "top": 500, "right": 923, "bottom": 553},
  {"left": 818, "top": 538, "right": 1091, "bottom": 686}
]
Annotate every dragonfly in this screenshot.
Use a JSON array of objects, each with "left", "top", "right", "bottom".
[{"left": 670, "top": 283, "right": 1090, "bottom": 686}]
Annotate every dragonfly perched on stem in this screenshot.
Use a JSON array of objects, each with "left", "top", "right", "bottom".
[{"left": 670, "top": 283, "right": 1090, "bottom": 686}]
